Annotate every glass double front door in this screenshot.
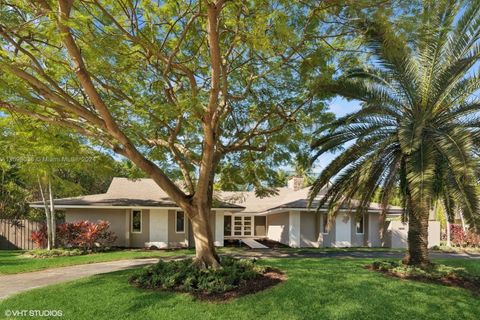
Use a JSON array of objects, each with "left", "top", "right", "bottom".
[{"left": 233, "top": 216, "right": 253, "bottom": 237}]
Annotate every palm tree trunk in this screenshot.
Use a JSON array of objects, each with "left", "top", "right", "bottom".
[{"left": 404, "top": 200, "right": 430, "bottom": 266}]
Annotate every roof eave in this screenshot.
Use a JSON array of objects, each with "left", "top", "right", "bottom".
[
  {"left": 29, "top": 204, "right": 244, "bottom": 211},
  {"left": 236, "top": 207, "right": 404, "bottom": 216}
]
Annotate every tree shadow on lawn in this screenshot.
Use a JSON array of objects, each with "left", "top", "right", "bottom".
[
  {"left": 123, "top": 258, "right": 480, "bottom": 319},
  {"left": 2, "top": 258, "right": 479, "bottom": 320},
  {"left": 263, "top": 258, "right": 479, "bottom": 320}
]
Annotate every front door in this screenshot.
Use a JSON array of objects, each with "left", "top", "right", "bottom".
[
  {"left": 233, "top": 216, "right": 253, "bottom": 237},
  {"left": 335, "top": 213, "right": 351, "bottom": 247}
]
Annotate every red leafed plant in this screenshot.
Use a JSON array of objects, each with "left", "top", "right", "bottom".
[
  {"left": 31, "top": 220, "right": 117, "bottom": 251},
  {"left": 31, "top": 224, "right": 47, "bottom": 248},
  {"left": 450, "top": 224, "right": 480, "bottom": 247}
]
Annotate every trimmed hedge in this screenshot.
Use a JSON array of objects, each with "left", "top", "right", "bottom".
[
  {"left": 23, "top": 249, "right": 85, "bottom": 258},
  {"left": 370, "top": 260, "right": 480, "bottom": 285}
]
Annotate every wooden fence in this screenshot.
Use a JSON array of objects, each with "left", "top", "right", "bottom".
[{"left": 0, "top": 219, "right": 42, "bottom": 250}]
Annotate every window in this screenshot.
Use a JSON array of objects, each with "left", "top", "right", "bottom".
[
  {"left": 131, "top": 210, "right": 142, "bottom": 233},
  {"left": 233, "top": 216, "right": 242, "bottom": 236},
  {"left": 176, "top": 211, "right": 185, "bottom": 233},
  {"left": 356, "top": 214, "right": 365, "bottom": 234},
  {"left": 321, "top": 214, "right": 329, "bottom": 234},
  {"left": 254, "top": 216, "right": 266, "bottom": 236},
  {"left": 243, "top": 216, "right": 252, "bottom": 236},
  {"left": 224, "top": 215, "right": 232, "bottom": 236}
]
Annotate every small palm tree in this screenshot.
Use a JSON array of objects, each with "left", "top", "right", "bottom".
[{"left": 310, "top": 0, "right": 480, "bottom": 266}]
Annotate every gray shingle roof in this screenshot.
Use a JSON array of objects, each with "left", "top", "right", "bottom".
[
  {"left": 218, "top": 187, "right": 403, "bottom": 214},
  {"left": 30, "top": 178, "right": 244, "bottom": 209},
  {"left": 30, "top": 177, "right": 403, "bottom": 214}
]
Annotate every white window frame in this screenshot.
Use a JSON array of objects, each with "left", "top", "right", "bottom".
[
  {"left": 131, "top": 210, "right": 142, "bottom": 233},
  {"left": 175, "top": 211, "right": 186, "bottom": 234},
  {"left": 321, "top": 213, "right": 329, "bottom": 234},
  {"left": 355, "top": 214, "right": 365, "bottom": 235},
  {"left": 230, "top": 215, "right": 255, "bottom": 237}
]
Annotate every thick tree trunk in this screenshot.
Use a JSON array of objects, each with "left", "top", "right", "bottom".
[
  {"left": 403, "top": 202, "right": 430, "bottom": 266},
  {"left": 189, "top": 207, "right": 220, "bottom": 269}
]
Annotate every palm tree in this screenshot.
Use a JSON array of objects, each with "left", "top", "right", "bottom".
[{"left": 310, "top": 0, "right": 480, "bottom": 266}]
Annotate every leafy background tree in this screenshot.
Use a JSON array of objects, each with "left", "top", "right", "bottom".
[{"left": 0, "top": 115, "right": 137, "bottom": 218}]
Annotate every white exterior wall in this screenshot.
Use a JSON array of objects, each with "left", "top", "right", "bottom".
[
  {"left": 367, "top": 213, "right": 382, "bottom": 247},
  {"left": 146, "top": 209, "right": 169, "bottom": 248},
  {"left": 215, "top": 211, "right": 224, "bottom": 247},
  {"left": 289, "top": 211, "right": 301, "bottom": 248},
  {"left": 428, "top": 221, "right": 441, "bottom": 247},
  {"left": 334, "top": 213, "right": 351, "bottom": 247},
  {"left": 266, "top": 212, "right": 289, "bottom": 245},
  {"left": 387, "top": 221, "right": 441, "bottom": 248},
  {"left": 388, "top": 221, "right": 409, "bottom": 249}
]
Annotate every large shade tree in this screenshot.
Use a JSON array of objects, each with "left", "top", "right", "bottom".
[
  {"left": 0, "top": 0, "right": 355, "bottom": 267},
  {"left": 310, "top": 0, "right": 480, "bottom": 266}
]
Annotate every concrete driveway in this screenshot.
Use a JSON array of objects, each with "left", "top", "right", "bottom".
[{"left": 0, "top": 258, "right": 158, "bottom": 301}]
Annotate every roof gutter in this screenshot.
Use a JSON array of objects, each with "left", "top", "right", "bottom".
[
  {"left": 238, "top": 207, "right": 404, "bottom": 216},
  {"left": 29, "top": 204, "right": 244, "bottom": 211}
]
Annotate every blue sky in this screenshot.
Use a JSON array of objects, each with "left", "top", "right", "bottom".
[
  {"left": 327, "top": 97, "right": 361, "bottom": 118},
  {"left": 310, "top": 97, "right": 361, "bottom": 173}
]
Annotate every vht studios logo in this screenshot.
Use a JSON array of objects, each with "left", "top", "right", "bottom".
[{"left": 4, "top": 309, "right": 63, "bottom": 317}]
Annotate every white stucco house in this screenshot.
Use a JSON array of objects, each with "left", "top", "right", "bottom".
[{"left": 30, "top": 177, "right": 440, "bottom": 249}]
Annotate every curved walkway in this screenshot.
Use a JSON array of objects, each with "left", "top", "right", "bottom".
[{"left": 0, "top": 258, "right": 159, "bottom": 301}]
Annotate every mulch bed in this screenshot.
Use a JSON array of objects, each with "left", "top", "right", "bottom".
[
  {"left": 195, "top": 267, "right": 286, "bottom": 302},
  {"left": 365, "top": 265, "right": 480, "bottom": 295},
  {"left": 133, "top": 267, "right": 286, "bottom": 302}
]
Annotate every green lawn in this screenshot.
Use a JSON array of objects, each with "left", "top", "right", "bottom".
[
  {"left": 0, "top": 248, "right": 249, "bottom": 275},
  {"left": 1, "top": 257, "right": 478, "bottom": 320},
  {"left": 0, "top": 250, "right": 193, "bottom": 275}
]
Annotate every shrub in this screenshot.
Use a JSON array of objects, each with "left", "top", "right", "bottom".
[
  {"left": 31, "top": 224, "right": 47, "bottom": 248},
  {"left": 31, "top": 220, "right": 117, "bottom": 251},
  {"left": 450, "top": 224, "right": 480, "bottom": 247},
  {"left": 372, "top": 260, "right": 466, "bottom": 279},
  {"left": 23, "top": 248, "right": 85, "bottom": 258},
  {"left": 129, "top": 257, "right": 265, "bottom": 294},
  {"left": 369, "top": 260, "right": 480, "bottom": 294}
]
